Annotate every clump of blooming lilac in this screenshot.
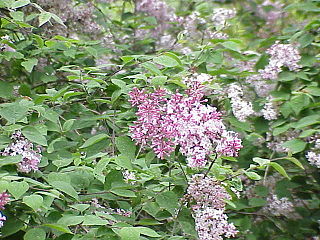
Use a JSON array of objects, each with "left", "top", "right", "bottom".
[
  {"left": 259, "top": 42, "right": 301, "bottom": 79},
  {"left": 306, "top": 138, "right": 320, "bottom": 168},
  {"left": 0, "top": 192, "right": 10, "bottom": 228},
  {"left": 129, "top": 80, "right": 243, "bottom": 168},
  {"left": 187, "top": 175, "right": 238, "bottom": 240},
  {"left": 136, "top": 0, "right": 179, "bottom": 36},
  {"left": 262, "top": 194, "right": 295, "bottom": 217},
  {"left": 1, "top": 131, "right": 42, "bottom": 173},
  {"left": 246, "top": 42, "right": 301, "bottom": 97},
  {"left": 0, "top": 192, "right": 10, "bottom": 210},
  {"left": 261, "top": 96, "right": 279, "bottom": 120},
  {"left": 227, "top": 83, "right": 254, "bottom": 122},
  {"left": 212, "top": 8, "right": 236, "bottom": 28}
]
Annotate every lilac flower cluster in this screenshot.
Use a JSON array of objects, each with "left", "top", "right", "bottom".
[
  {"left": 211, "top": 8, "right": 236, "bottom": 28},
  {"left": 187, "top": 174, "right": 231, "bottom": 210},
  {"left": 266, "top": 130, "right": 299, "bottom": 153},
  {"left": 246, "top": 42, "right": 301, "bottom": 96},
  {"left": 0, "top": 192, "right": 10, "bottom": 228},
  {"left": 187, "top": 175, "right": 238, "bottom": 240},
  {"left": 1, "top": 131, "right": 42, "bottom": 173},
  {"left": 136, "top": 0, "right": 178, "bottom": 36},
  {"left": 32, "top": 0, "right": 101, "bottom": 37},
  {"left": 259, "top": 42, "right": 301, "bottom": 79},
  {"left": 227, "top": 83, "right": 254, "bottom": 122},
  {"left": 257, "top": 0, "right": 286, "bottom": 25},
  {"left": 129, "top": 82, "right": 242, "bottom": 168},
  {"left": 261, "top": 96, "right": 279, "bottom": 120},
  {"left": 262, "top": 194, "right": 295, "bottom": 217},
  {"left": 0, "top": 192, "right": 10, "bottom": 210},
  {"left": 306, "top": 139, "right": 320, "bottom": 168}
]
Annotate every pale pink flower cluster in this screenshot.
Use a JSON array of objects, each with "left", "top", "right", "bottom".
[
  {"left": 259, "top": 42, "right": 301, "bottom": 80},
  {"left": 188, "top": 175, "right": 238, "bottom": 240},
  {"left": 262, "top": 194, "right": 295, "bottom": 217},
  {"left": 212, "top": 8, "right": 236, "bottom": 28},
  {"left": 261, "top": 96, "right": 278, "bottom": 120},
  {"left": 227, "top": 83, "right": 254, "bottom": 122},
  {"left": 136, "top": 0, "right": 178, "bottom": 35},
  {"left": 0, "top": 192, "right": 10, "bottom": 228},
  {"left": 246, "top": 42, "right": 301, "bottom": 96},
  {"left": 1, "top": 131, "right": 42, "bottom": 173},
  {"left": 129, "top": 84, "right": 242, "bottom": 168},
  {"left": 0, "top": 192, "right": 10, "bottom": 210},
  {"left": 257, "top": 0, "right": 286, "bottom": 24},
  {"left": 306, "top": 151, "right": 320, "bottom": 168}
]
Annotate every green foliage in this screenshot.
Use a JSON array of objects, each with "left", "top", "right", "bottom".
[{"left": 0, "top": 0, "right": 319, "bottom": 239}]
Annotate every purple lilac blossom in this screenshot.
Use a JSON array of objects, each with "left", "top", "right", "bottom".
[
  {"left": 1, "top": 131, "right": 42, "bottom": 173},
  {"left": 129, "top": 80, "right": 243, "bottom": 168}
]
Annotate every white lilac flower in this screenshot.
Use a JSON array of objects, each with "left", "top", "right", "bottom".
[
  {"left": 212, "top": 8, "right": 236, "bottom": 27},
  {"left": 261, "top": 97, "right": 278, "bottom": 120},
  {"left": 227, "top": 83, "right": 254, "bottom": 122},
  {"left": 1, "top": 131, "right": 42, "bottom": 173},
  {"left": 194, "top": 207, "right": 238, "bottom": 240},
  {"left": 262, "top": 194, "right": 295, "bottom": 217},
  {"left": 306, "top": 151, "right": 320, "bottom": 168}
]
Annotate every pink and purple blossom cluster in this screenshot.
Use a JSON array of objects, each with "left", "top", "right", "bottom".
[
  {"left": 188, "top": 174, "right": 238, "bottom": 239},
  {"left": 129, "top": 79, "right": 242, "bottom": 168},
  {"left": 1, "top": 131, "right": 42, "bottom": 173}
]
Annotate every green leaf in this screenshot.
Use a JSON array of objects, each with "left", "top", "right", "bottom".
[
  {"left": 298, "top": 33, "right": 314, "bottom": 48},
  {"left": 50, "top": 181, "right": 79, "bottom": 200},
  {"left": 155, "top": 191, "right": 179, "bottom": 215},
  {"left": 278, "top": 72, "right": 296, "bottom": 82},
  {"left": 0, "top": 81, "right": 13, "bottom": 99},
  {"left": 304, "top": 86, "right": 320, "bottom": 96},
  {"left": 42, "top": 224, "right": 71, "bottom": 234},
  {"left": 82, "top": 215, "right": 109, "bottom": 226},
  {"left": 221, "top": 41, "right": 241, "bottom": 51},
  {"left": 114, "top": 155, "right": 133, "bottom": 170},
  {"left": 299, "top": 129, "right": 319, "bottom": 138},
  {"left": 80, "top": 134, "right": 109, "bottom": 148},
  {"left": 245, "top": 171, "right": 262, "bottom": 180},
  {"left": 282, "top": 139, "right": 307, "bottom": 154},
  {"left": 11, "top": 0, "right": 30, "bottom": 8},
  {"left": 152, "top": 76, "right": 167, "bottom": 86},
  {"left": 269, "top": 162, "right": 290, "bottom": 179},
  {"left": 253, "top": 157, "right": 270, "bottom": 167},
  {"left": 141, "top": 62, "right": 162, "bottom": 75},
  {"left": 57, "top": 216, "right": 84, "bottom": 226},
  {"left": 135, "top": 227, "right": 161, "bottom": 237},
  {"left": 0, "top": 155, "right": 22, "bottom": 166},
  {"left": 8, "top": 181, "right": 29, "bottom": 199},
  {"left": 282, "top": 157, "right": 305, "bottom": 170},
  {"left": 0, "top": 101, "right": 29, "bottom": 123},
  {"left": 24, "top": 228, "right": 46, "bottom": 240},
  {"left": 289, "top": 94, "right": 310, "bottom": 115},
  {"left": 111, "top": 189, "right": 136, "bottom": 198},
  {"left": 294, "top": 115, "right": 320, "bottom": 129},
  {"left": 153, "top": 55, "right": 179, "bottom": 67},
  {"left": 21, "top": 58, "right": 38, "bottom": 72},
  {"left": 248, "top": 198, "right": 267, "bottom": 207},
  {"left": 62, "top": 119, "right": 75, "bottom": 132},
  {"left": 38, "top": 12, "right": 51, "bottom": 27},
  {"left": 23, "top": 194, "right": 43, "bottom": 211},
  {"left": 115, "top": 136, "right": 136, "bottom": 160},
  {"left": 22, "top": 126, "right": 47, "bottom": 146},
  {"left": 118, "top": 227, "right": 140, "bottom": 240}
]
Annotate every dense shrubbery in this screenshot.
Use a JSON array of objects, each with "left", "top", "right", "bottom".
[{"left": 0, "top": 0, "right": 319, "bottom": 239}]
